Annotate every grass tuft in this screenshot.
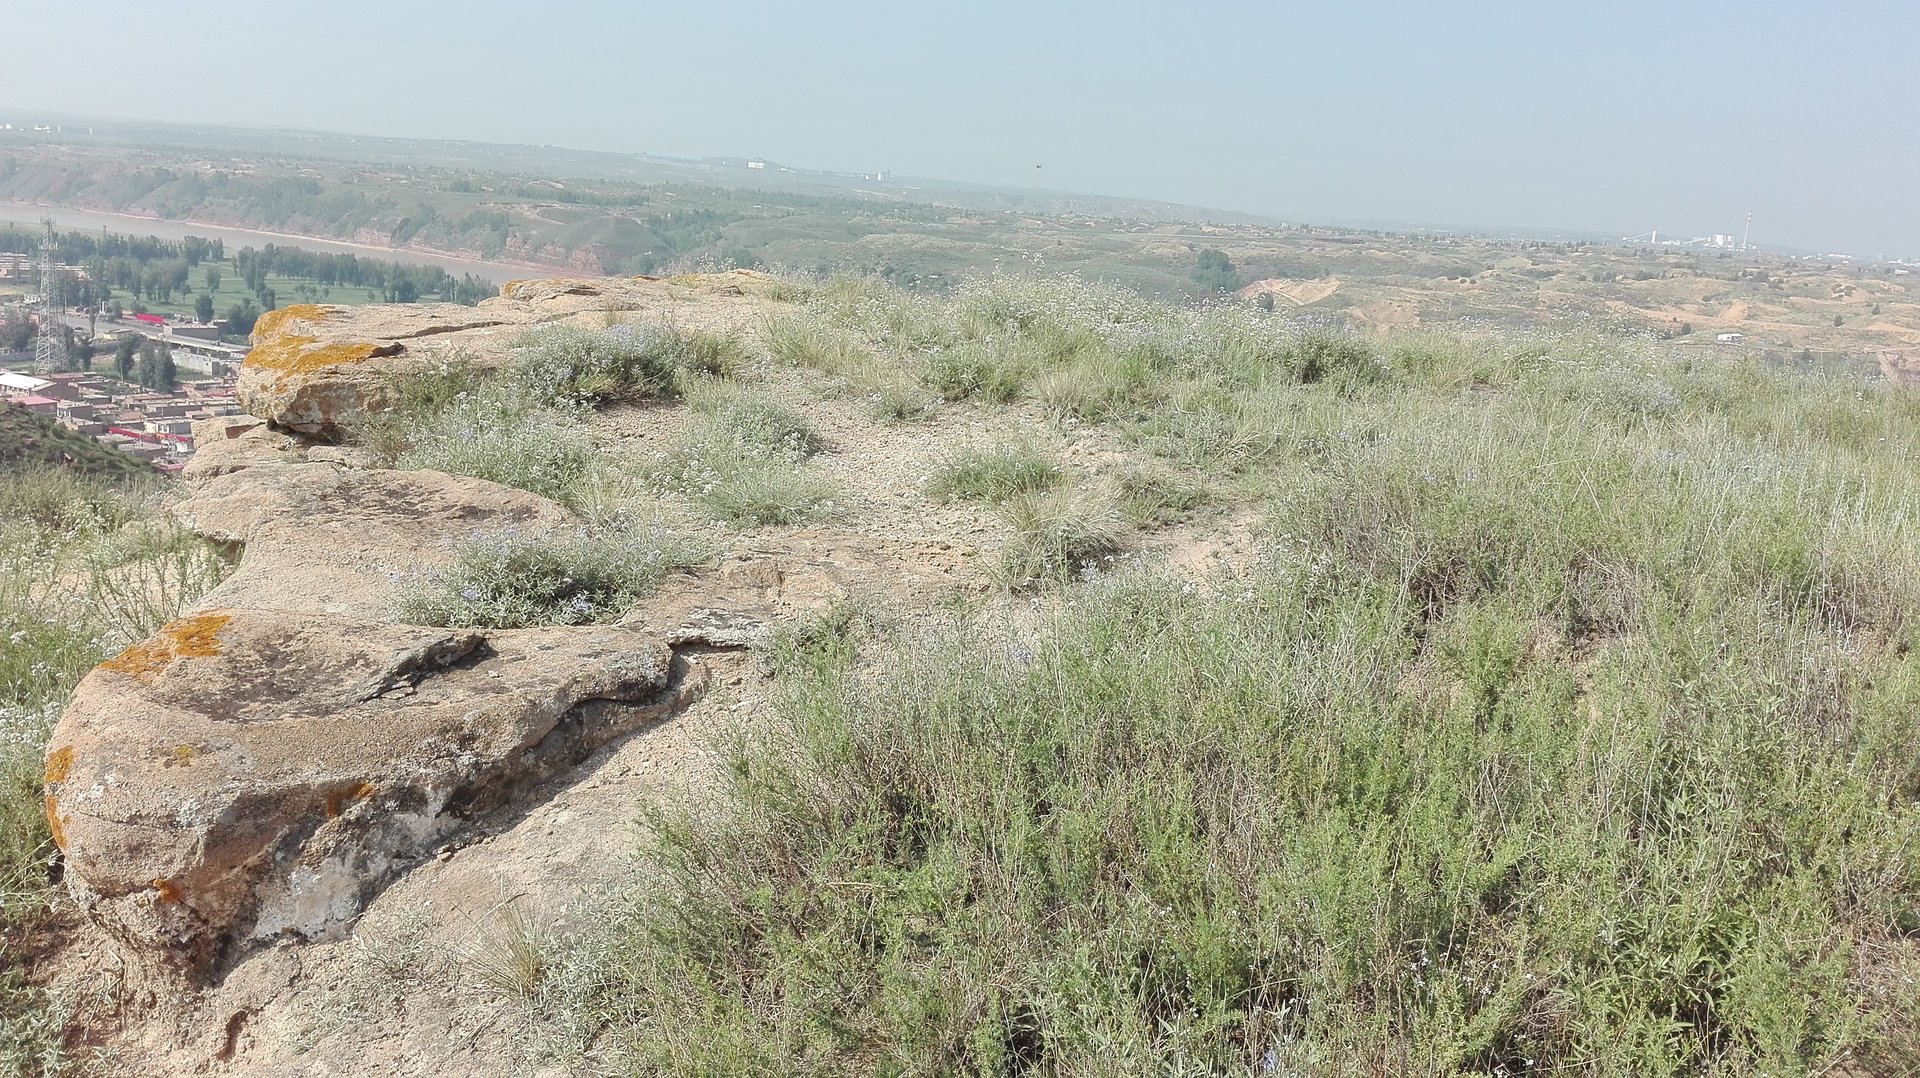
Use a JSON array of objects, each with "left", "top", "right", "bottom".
[
  {"left": 995, "top": 488, "right": 1125, "bottom": 586},
  {"left": 509, "top": 323, "right": 688, "bottom": 406},
  {"left": 652, "top": 386, "right": 836, "bottom": 527},
  {"left": 925, "top": 443, "right": 1063, "bottom": 504}
]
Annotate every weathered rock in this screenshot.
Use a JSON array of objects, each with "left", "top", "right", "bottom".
[
  {"left": 178, "top": 418, "right": 293, "bottom": 481},
  {"left": 45, "top": 606, "right": 680, "bottom": 974},
  {"left": 49, "top": 275, "right": 803, "bottom": 985},
  {"left": 44, "top": 455, "right": 622, "bottom": 978},
  {"left": 170, "top": 462, "right": 572, "bottom": 619},
  {"left": 233, "top": 302, "right": 515, "bottom": 435},
  {"left": 234, "top": 271, "right": 784, "bottom": 434}
]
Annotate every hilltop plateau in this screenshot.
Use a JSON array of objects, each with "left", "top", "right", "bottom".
[{"left": 1, "top": 270, "right": 1918, "bottom": 1075}]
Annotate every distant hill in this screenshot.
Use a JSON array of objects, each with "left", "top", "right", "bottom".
[{"left": 0, "top": 403, "right": 152, "bottom": 479}]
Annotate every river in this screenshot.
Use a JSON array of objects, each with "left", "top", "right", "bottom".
[{"left": 0, "top": 202, "right": 552, "bottom": 285}]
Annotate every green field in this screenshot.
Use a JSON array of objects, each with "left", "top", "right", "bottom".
[{"left": 100, "top": 265, "right": 416, "bottom": 327}]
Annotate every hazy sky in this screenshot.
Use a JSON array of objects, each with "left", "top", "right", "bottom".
[{"left": 2, "top": 1, "right": 1914, "bottom": 255}]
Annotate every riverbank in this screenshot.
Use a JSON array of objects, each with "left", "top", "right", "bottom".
[{"left": 0, "top": 202, "right": 579, "bottom": 285}]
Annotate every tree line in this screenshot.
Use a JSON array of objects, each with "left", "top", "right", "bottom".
[
  {"left": 1, "top": 226, "right": 496, "bottom": 341},
  {"left": 231, "top": 244, "right": 493, "bottom": 305}
]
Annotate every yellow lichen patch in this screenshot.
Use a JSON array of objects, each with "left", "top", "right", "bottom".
[
  {"left": 250, "top": 303, "right": 331, "bottom": 340},
  {"left": 151, "top": 878, "right": 184, "bottom": 904},
  {"left": 245, "top": 334, "right": 396, "bottom": 376},
  {"left": 99, "top": 611, "right": 234, "bottom": 684},
  {"left": 162, "top": 744, "right": 198, "bottom": 767},
  {"left": 43, "top": 745, "right": 74, "bottom": 786},
  {"left": 44, "top": 796, "right": 66, "bottom": 853},
  {"left": 323, "top": 781, "right": 376, "bottom": 819}
]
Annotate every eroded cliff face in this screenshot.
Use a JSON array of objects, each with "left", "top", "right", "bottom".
[{"left": 44, "top": 273, "right": 790, "bottom": 983}]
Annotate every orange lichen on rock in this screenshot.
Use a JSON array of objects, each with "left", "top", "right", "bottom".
[
  {"left": 245, "top": 335, "right": 399, "bottom": 376},
  {"left": 251, "top": 303, "right": 331, "bottom": 339},
  {"left": 323, "top": 781, "right": 376, "bottom": 819},
  {"left": 44, "top": 796, "right": 65, "bottom": 852},
  {"left": 43, "top": 746, "right": 74, "bottom": 853},
  {"left": 151, "top": 878, "right": 183, "bottom": 903},
  {"left": 43, "top": 745, "right": 74, "bottom": 786},
  {"left": 242, "top": 303, "right": 403, "bottom": 378},
  {"left": 99, "top": 611, "right": 234, "bottom": 683}
]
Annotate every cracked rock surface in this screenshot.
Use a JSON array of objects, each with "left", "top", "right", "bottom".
[{"left": 48, "top": 609, "right": 678, "bottom": 975}]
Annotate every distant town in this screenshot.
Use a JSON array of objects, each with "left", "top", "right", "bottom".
[{"left": 0, "top": 298, "right": 245, "bottom": 471}]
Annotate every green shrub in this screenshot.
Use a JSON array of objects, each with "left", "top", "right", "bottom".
[
  {"left": 690, "top": 457, "right": 837, "bottom": 528},
  {"left": 685, "top": 384, "right": 823, "bottom": 459},
  {"left": 531, "top": 310, "right": 1920, "bottom": 1074},
  {"left": 865, "top": 382, "right": 937, "bottom": 423},
  {"left": 919, "top": 335, "right": 1033, "bottom": 403},
  {"left": 926, "top": 443, "right": 1062, "bottom": 504},
  {"left": 669, "top": 329, "right": 752, "bottom": 379},
  {"left": 390, "top": 525, "right": 706, "bottom": 629},
  {"left": 509, "top": 323, "right": 687, "bottom": 405},
  {"left": 394, "top": 388, "right": 594, "bottom": 505},
  {"left": 0, "top": 469, "right": 152, "bottom": 534},
  {"left": 766, "top": 317, "right": 867, "bottom": 377},
  {"left": 652, "top": 387, "right": 835, "bottom": 527},
  {"left": 350, "top": 352, "right": 487, "bottom": 465},
  {"left": 1032, "top": 345, "right": 1166, "bottom": 421}
]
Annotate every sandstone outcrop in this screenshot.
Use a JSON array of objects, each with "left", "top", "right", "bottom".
[
  {"left": 44, "top": 275, "right": 797, "bottom": 979},
  {"left": 46, "top": 609, "right": 681, "bottom": 972},
  {"left": 236, "top": 271, "right": 784, "bottom": 434},
  {"left": 171, "top": 461, "right": 571, "bottom": 618}
]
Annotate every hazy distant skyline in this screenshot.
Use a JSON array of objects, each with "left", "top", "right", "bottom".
[{"left": 2, "top": 1, "right": 1914, "bottom": 255}]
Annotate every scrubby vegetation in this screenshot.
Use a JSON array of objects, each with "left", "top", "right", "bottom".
[
  {"left": 0, "top": 470, "right": 232, "bottom": 1074},
  {"left": 13, "top": 271, "right": 1920, "bottom": 1073},
  {"left": 390, "top": 525, "right": 706, "bottom": 630},
  {"left": 0, "top": 405, "right": 154, "bottom": 482},
  {"left": 648, "top": 381, "right": 837, "bottom": 527},
  {"left": 925, "top": 442, "right": 1062, "bottom": 504},
  {"left": 519, "top": 276, "right": 1920, "bottom": 1076}
]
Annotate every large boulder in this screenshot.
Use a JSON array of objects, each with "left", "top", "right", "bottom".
[
  {"left": 45, "top": 452, "right": 620, "bottom": 978},
  {"left": 233, "top": 302, "right": 516, "bottom": 435},
  {"left": 234, "top": 272, "right": 786, "bottom": 435},
  {"left": 44, "top": 606, "right": 683, "bottom": 974}
]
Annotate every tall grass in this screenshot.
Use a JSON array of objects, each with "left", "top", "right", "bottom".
[
  {"left": 537, "top": 307, "right": 1920, "bottom": 1075},
  {"left": 925, "top": 443, "right": 1062, "bottom": 504},
  {"left": 0, "top": 470, "right": 233, "bottom": 1073}
]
